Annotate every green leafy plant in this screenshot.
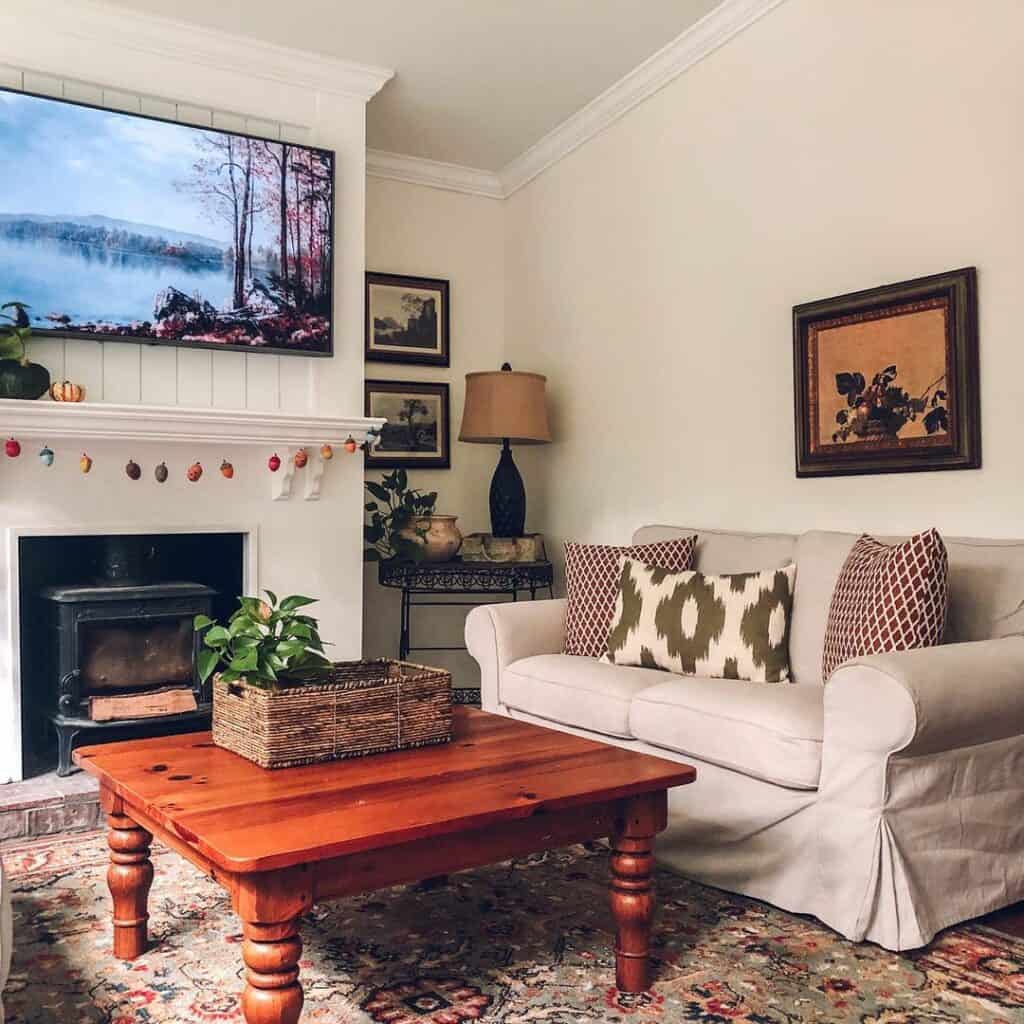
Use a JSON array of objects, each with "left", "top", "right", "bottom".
[
  {"left": 194, "top": 591, "right": 331, "bottom": 691},
  {"left": 363, "top": 469, "right": 438, "bottom": 562},
  {"left": 0, "top": 302, "right": 33, "bottom": 362}
]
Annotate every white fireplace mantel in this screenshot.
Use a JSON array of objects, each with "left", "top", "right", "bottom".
[
  {"left": 0, "top": 399, "right": 385, "bottom": 502},
  {"left": 0, "top": 397, "right": 383, "bottom": 447}
]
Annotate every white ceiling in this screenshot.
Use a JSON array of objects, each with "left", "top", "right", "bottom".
[{"left": 104, "top": 0, "right": 721, "bottom": 170}]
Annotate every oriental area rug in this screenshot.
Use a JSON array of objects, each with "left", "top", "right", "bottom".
[{"left": 1, "top": 831, "right": 1022, "bottom": 1023}]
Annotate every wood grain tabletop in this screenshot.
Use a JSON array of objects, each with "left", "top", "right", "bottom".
[{"left": 75, "top": 707, "right": 695, "bottom": 872}]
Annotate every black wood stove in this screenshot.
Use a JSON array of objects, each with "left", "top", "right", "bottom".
[{"left": 39, "top": 536, "right": 215, "bottom": 775}]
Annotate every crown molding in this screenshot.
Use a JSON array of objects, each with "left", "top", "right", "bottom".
[
  {"left": 366, "top": 149, "right": 505, "bottom": 200},
  {"left": 498, "top": 0, "right": 787, "bottom": 196},
  {"left": 0, "top": 0, "right": 393, "bottom": 102}
]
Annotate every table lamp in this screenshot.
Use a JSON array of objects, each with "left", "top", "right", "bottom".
[{"left": 459, "top": 363, "right": 551, "bottom": 537}]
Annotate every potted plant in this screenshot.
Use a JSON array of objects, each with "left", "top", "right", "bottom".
[
  {"left": 364, "top": 470, "right": 462, "bottom": 563},
  {"left": 195, "top": 591, "right": 452, "bottom": 769},
  {"left": 195, "top": 591, "right": 330, "bottom": 690},
  {"left": 0, "top": 302, "right": 50, "bottom": 400}
]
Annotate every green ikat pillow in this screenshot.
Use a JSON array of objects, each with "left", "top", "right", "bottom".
[{"left": 602, "top": 559, "right": 797, "bottom": 683}]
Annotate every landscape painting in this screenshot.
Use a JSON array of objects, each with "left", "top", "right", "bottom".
[
  {"left": 793, "top": 267, "right": 979, "bottom": 477},
  {"left": 365, "top": 379, "right": 450, "bottom": 469},
  {"left": 0, "top": 88, "right": 334, "bottom": 355},
  {"left": 366, "top": 272, "right": 449, "bottom": 366}
]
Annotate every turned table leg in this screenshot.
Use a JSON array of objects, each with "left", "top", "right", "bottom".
[
  {"left": 107, "top": 811, "right": 154, "bottom": 960},
  {"left": 609, "top": 793, "right": 664, "bottom": 993},
  {"left": 241, "top": 919, "right": 304, "bottom": 1024},
  {"left": 233, "top": 867, "right": 313, "bottom": 1024}
]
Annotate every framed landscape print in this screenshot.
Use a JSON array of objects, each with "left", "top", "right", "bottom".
[
  {"left": 365, "top": 272, "right": 450, "bottom": 366},
  {"left": 365, "top": 379, "right": 451, "bottom": 470},
  {"left": 793, "top": 267, "right": 979, "bottom": 478}
]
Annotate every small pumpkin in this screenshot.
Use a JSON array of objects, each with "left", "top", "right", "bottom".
[
  {"left": 294, "top": 448, "right": 309, "bottom": 469},
  {"left": 0, "top": 359, "right": 50, "bottom": 400},
  {"left": 49, "top": 380, "right": 85, "bottom": 402},
  {"left": 187, "top": 461, "right": 203, "bottom": 482}
]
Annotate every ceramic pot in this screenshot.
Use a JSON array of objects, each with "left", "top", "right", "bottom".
[{"left": 400, "top": 514, "right": 463, "bottom": 562}]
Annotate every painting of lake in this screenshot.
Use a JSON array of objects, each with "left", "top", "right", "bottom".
[{"left": 0, "top": 88, "right": 335, "bottom": 355}]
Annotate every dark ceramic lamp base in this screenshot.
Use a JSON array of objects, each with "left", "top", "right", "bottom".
[{"left": 489, "top": 439, "right": 526, "bottom": 537}]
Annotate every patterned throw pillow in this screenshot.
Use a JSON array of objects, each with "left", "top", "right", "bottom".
[
  {"left": 564, "top": 537, "right": 696, "bottom": 658},
  {"left": 821, "top": 529, "right": 949, "bottom": 680},
  {"left": 603, "top": 559, "right": 797, "bottom": 683}
]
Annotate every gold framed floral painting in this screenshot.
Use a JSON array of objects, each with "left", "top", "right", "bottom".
[{"left": 793, "top": 267, "right": 979, "bottom": 477}]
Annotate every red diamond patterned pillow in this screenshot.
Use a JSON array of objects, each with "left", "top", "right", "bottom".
[
  {"left": 821, "top": 528, "right": 949, "bottom": 680},
  {"left": 564, "top": 537, "right": 696, "bottom": 658}
]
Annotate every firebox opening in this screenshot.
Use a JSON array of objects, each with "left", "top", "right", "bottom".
[{"left": 18, "top": 531, "right": 245, "bottom": 778}]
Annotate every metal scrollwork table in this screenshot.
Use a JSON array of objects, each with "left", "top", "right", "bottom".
[{"left": 378, "top": 559, "right": 555, "bottom": 704}]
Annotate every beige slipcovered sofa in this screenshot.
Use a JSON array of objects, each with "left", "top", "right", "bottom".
[{"left": 465, "top": 526, "right": 1024, "bottom": 951}]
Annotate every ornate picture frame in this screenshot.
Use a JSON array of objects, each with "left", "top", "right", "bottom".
[{"left": 793, "top": 267, "right": 979, "bottom": 478}]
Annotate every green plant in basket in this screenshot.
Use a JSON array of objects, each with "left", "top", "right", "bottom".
[{"left": 194, "top": 592, "right": 331, "bottom": 691}]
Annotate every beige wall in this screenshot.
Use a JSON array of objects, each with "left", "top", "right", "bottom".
[
  {"left": 363, "top": 178, "right": 507, "bottom": 686},
  {"left": 504, "top": 0, "right": 1024, "bottom": 578}
]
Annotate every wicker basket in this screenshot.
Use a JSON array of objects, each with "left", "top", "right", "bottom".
[{"left": 212, "top": 659, "right": 451, "bottom": 769}]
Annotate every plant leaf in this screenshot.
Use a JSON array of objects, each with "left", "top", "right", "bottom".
[
  {"left": 280, "top": 595, "right": 316, "bottom": 612},
  {"left": 924, "top": 406, "right": 948, "bottom": 434},
  {"left": 229, "top": 648, "right": 259, "bottom": 673},
  {"left": 203, "top": 625, "right": 230, "bottom": 646},
  {"left": 366, "top": 481, "right": 390, "bottom": 502},
  {"left": 197, "top": 649, "right": 220, "bottom": 684},
  {"left": 193, "top": 614, "right": 214, "bottom": 631}
]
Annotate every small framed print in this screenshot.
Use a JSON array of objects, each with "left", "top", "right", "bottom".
[
  {"left": 365, "top": 379, "right": 451, "bottom": 470},
  {"left": 365, "top": 272, "right": 450, "bottom": 366},
  {"left": 793, "top": 267, "right": 980, "bottom": 478}
]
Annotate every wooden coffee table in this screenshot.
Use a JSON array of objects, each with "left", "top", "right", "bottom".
[{"left": 75, "top": 707, "right": 695, "bottom": 1024}]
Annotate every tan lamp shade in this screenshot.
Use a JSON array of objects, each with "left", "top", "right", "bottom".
[{"left": 459, "top": 367, "right": 552, "bottom": 445}]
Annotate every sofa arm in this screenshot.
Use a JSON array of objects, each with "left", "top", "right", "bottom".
[
  {"left": 465, "top": 599, "right": 567, "bottom": 711},
  {"left": 825, "top": 636, "right": 1024, "bottom": 757}
]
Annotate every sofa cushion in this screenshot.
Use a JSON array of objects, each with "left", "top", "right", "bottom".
[
  {"left": 821, "top": 529, "right": 949, "bottom": 680},
  {"left": 564, "top": 537, "right": 696, "bottom": 658},
  {"left": 603, "top": 560, "right": 796, "bottom": 683},
  {"left": 629, "top": 676, "right": 824, "bottom": 789},
  {"left": 502, "top": 654, "right": 664, "bottom": 738}
]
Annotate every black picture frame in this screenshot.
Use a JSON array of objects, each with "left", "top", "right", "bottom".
[
  {"left": 793, "top": 267, "right": 980, "bottom": 478},
  {"left": 0, "top": 85, "right": 336, "bottom": 358},
  {"left": 365, "top": 379, "right": 451, "bottom": 470},
  {"left": 365, "top": 272, "right": 450, "bottom": 367}
]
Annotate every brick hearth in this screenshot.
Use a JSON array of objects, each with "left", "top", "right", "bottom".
[{"left": 0, "top": 770, "right": 101, "bottom": 841}]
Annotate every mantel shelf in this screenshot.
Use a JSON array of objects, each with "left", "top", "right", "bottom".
[
  {"left": 0, "top": 399, "right": 384, "bottom": 502},
  {"left": 0, "top": 398, "right": 384, "bottom": 447}
]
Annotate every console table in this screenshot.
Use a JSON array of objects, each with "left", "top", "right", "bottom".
[{"left": 378, "top": 560, "right": 554, "bottom": 703}]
